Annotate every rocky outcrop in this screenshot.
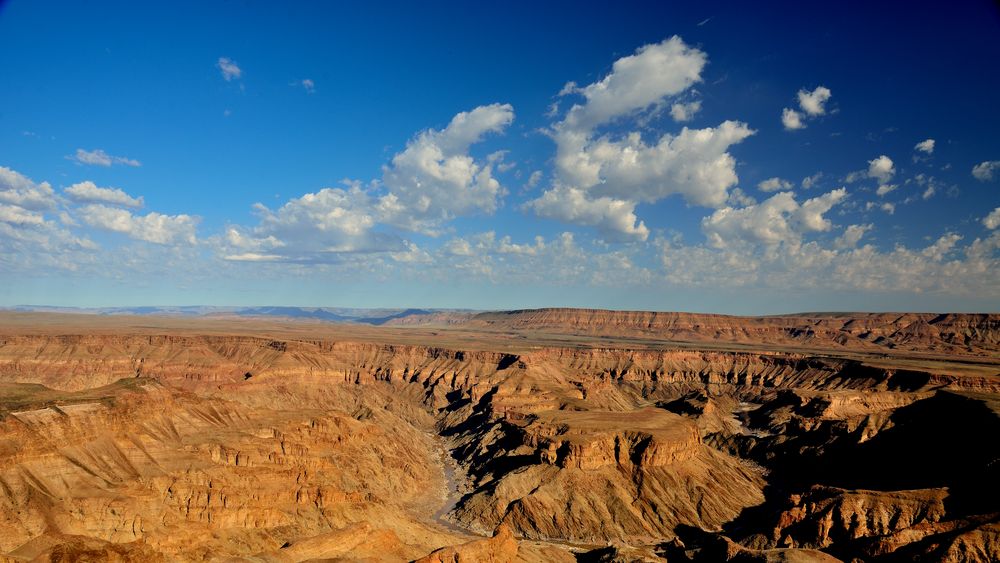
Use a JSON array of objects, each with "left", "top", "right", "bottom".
[
  {"left": 447, "top": 402, "right": 766, "bottom": 543},
  {"left": 770, "top": 486, "right": 949, "bottom": 549},
  {"left": 413, "top": 524, "right": 518, "bottom": 563}
]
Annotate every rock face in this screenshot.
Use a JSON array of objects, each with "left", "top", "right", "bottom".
[{"left": 0, "top": 310, "right": 997, "bottom": 561}]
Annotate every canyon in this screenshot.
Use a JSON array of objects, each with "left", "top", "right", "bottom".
[{"left": 0, "top": 309, "right": 996, "bottom": 562}]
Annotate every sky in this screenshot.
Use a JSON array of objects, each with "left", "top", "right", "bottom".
[{"left": 1, "top": 1, "right": 999, "bottom": 314}]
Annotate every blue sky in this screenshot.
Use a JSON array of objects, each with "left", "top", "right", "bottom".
[{"left": 1, "top": 1, "right": 999, "bottom": 313}]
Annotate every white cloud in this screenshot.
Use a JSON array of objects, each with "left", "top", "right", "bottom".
[
  {"left": 380, "top": 103, "right": 514, "bottom": 231},
  {"left": 78, "top": 204, "right": 198, "bottom": 245},
  {"left": 922, "top": 233, "right": 961, "bottom": 261},
  {"left": 702, "top": 188, "right": 847, "bottom": 249},
  {"left": 216, "top": 105, "right": 516, "bottom": 262},
  {"left": 554, "top": 120, "right": 755, "bottom": 208},
  {"left": 526, "top": 185, "right": 649, "bottom": 242},
  {"left": 972, "top": 160, "right": 1000, "bottom": 182},
  {"left": 669, "top": 100, "right": 702, "bottom": 122},
  {"left": 217, "top": 57, "right": 242, "bottom": 81},
  {"left": 444, "top": 237, "right": 475, "bottom": 256},
  {"left": 984, "top": 207, "right": 1000, "bottom": 230},
  {"left": 801, "top": 172, "right": 823, "bottom": 189},
  {"left": 529, "top": 37, "right": 753, "bottom": 240},
  {"left": 525, "top": 170, "right": 543, "bottom": 190},
  {"left": 834, "top": 223, "right": 872, "bottom": 249},
  {"left": 727, "top": 187, "right": 756, "bottom": 207},
  {"left": 0, "top": 166, "right": 102, "bottom": 273},
  {"left": 68, "top": 148, "right": 141, "bottom": 167},
  {"left": 238, "top": 184, "right": 400, "bottom": 258},
  {"left": 413, "top": 231, "right": 648, "bottom": 288},
  {"left": 560, "top": 36, "right": 706, "bottom": 131},
  {"left": 781, "top": 108, "right": 804, "bottom": 130},
  {"left": 758, "top": 177, "right": 792, "bottom": 192},
  {"left": 866, "top": 201, "right": 895, "bottom": 214},
  {"left": 0, "top": 204, "right": 46, "bottom": 226},
  {"left": 300, "top": 79, "right": 315, "bottom": 93},
  {"left": 867, "top": 155, "right": 895, "bottom": 183},
  {"left": 911, "top": 173, "right": 942, "bottom": 200},
  {"left": 875, "top": 183, "right": 897, "bottom": 197},
  {"left": 558, "top": 81, "right": 579, "bottom": 96},
  {"left": 0, "top": 166, "right": 56, "bottom": 210},
  {"left": 915, "top": 138, "right": 935, "bottom": 154},
  {"left": 782, "top": 86, "right": 832, "bottom": 130},
  {"left": 658, "top": 229, "right": 1000, "bottom": 298},
  {"left": 65, "top": 181, "right": 143, "bottom": 208},
  {"left": 797, "top": 86, "right": 832, "bottom": 116}
]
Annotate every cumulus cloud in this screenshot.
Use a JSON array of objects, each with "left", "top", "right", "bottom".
[
  {"left": 972, "top": 160, "right": 1000, "bottom": 182},
  {"left": 867, "top": 155, "right": 895, "bottom": 183},
  {"left": 68, "top": 148, "right": 141, "bottom": 167},
  {"left": 217, "top": 104, "right": 515, "bottom": 261},
  {"left": 0, "top": 166, "right": 102, "bottom": 272},
  {"left": 525, "top": 37, "right": 755, "bottom": 239},
  {"left": 379, "top": 103, "right": 514, "bottom": 231},
  {"left": 78, "top": 204, "right": 198, "bottom": 245},
  {"left": 0, "top": 204, "right": 46, "bottom": 226},
  {"left": 782, "top": 86, "right": 832, "bottom": 130},
  {"left": 217, "top": 57, "right": 242, "bottom": 81},
  {"left": 0, "top": 166, "right": 56, "bottom": 210},
  {"left": 702, "top": 188, "right": 847, "bottom": 249},
  {"left": 797, "top": 86, "right": 832, "bottom": 116},
  {"left": 781, "top": 108, "right": 804, "bottom": 130},
  {"left": 223, "top": 184, "right": 402, "bottom": 261},
  {"left": 727, "top": 187, "right": 756, "bottom": 207},
  {"left": 670, "top": 100, "right": 702, "bottom": 122},
  {"left": 915, "top": 138, "right": 935, "bottom": 154},
  {"left": 758, "top": 177, "right": 792, "bottom": 192},
  {"left": 65, "top": 181, "right": 143, "bottom": 208},
  {"left": 299, "top": 79, "right": 315, "bottom": 93},
  {"left": 559, "top": 36, "right": 706, "bottom": 131},
  {"left": 984, "top": 207, "right": 1000, "bottom": 230},
  {"left": 560, "top": 120, "right": 755, "bottom": 207},
  {"left": 526, "top": 185, "right": 649, "bottom": 241}
]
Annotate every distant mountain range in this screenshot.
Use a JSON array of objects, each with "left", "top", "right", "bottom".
[{"left": 0, "top": 305, "right": 472, "bottom": 326}]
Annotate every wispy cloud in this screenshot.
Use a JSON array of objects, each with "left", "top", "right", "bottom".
[
  {"left": 67, "top": 148, "right": 141, "bottom": 167},
  {"left": 217, "top": 57, "right": 242, "bottom": 81}
]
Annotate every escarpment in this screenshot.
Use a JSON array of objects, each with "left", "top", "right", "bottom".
[
  {"left": 469, "top": 309, "right": 1000, "bottom": 355},
  {"left": 0, "top": 315, "right": 997, "bottom": 561}
]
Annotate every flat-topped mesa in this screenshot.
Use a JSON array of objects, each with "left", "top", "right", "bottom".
[
  {"left": 471, "top": 308, "right": 1000, "bottom": 354},
  {"left": 518, "top": 408, "right": 702, "bottom": 470}
]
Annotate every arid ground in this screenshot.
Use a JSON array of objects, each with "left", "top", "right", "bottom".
[{"left": 0, "top": 309, "right": 997, "bottom": 562}]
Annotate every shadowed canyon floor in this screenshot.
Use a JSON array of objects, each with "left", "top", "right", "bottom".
[{"left": 0, "top": 310, "right": 997, "bottom": 562}]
